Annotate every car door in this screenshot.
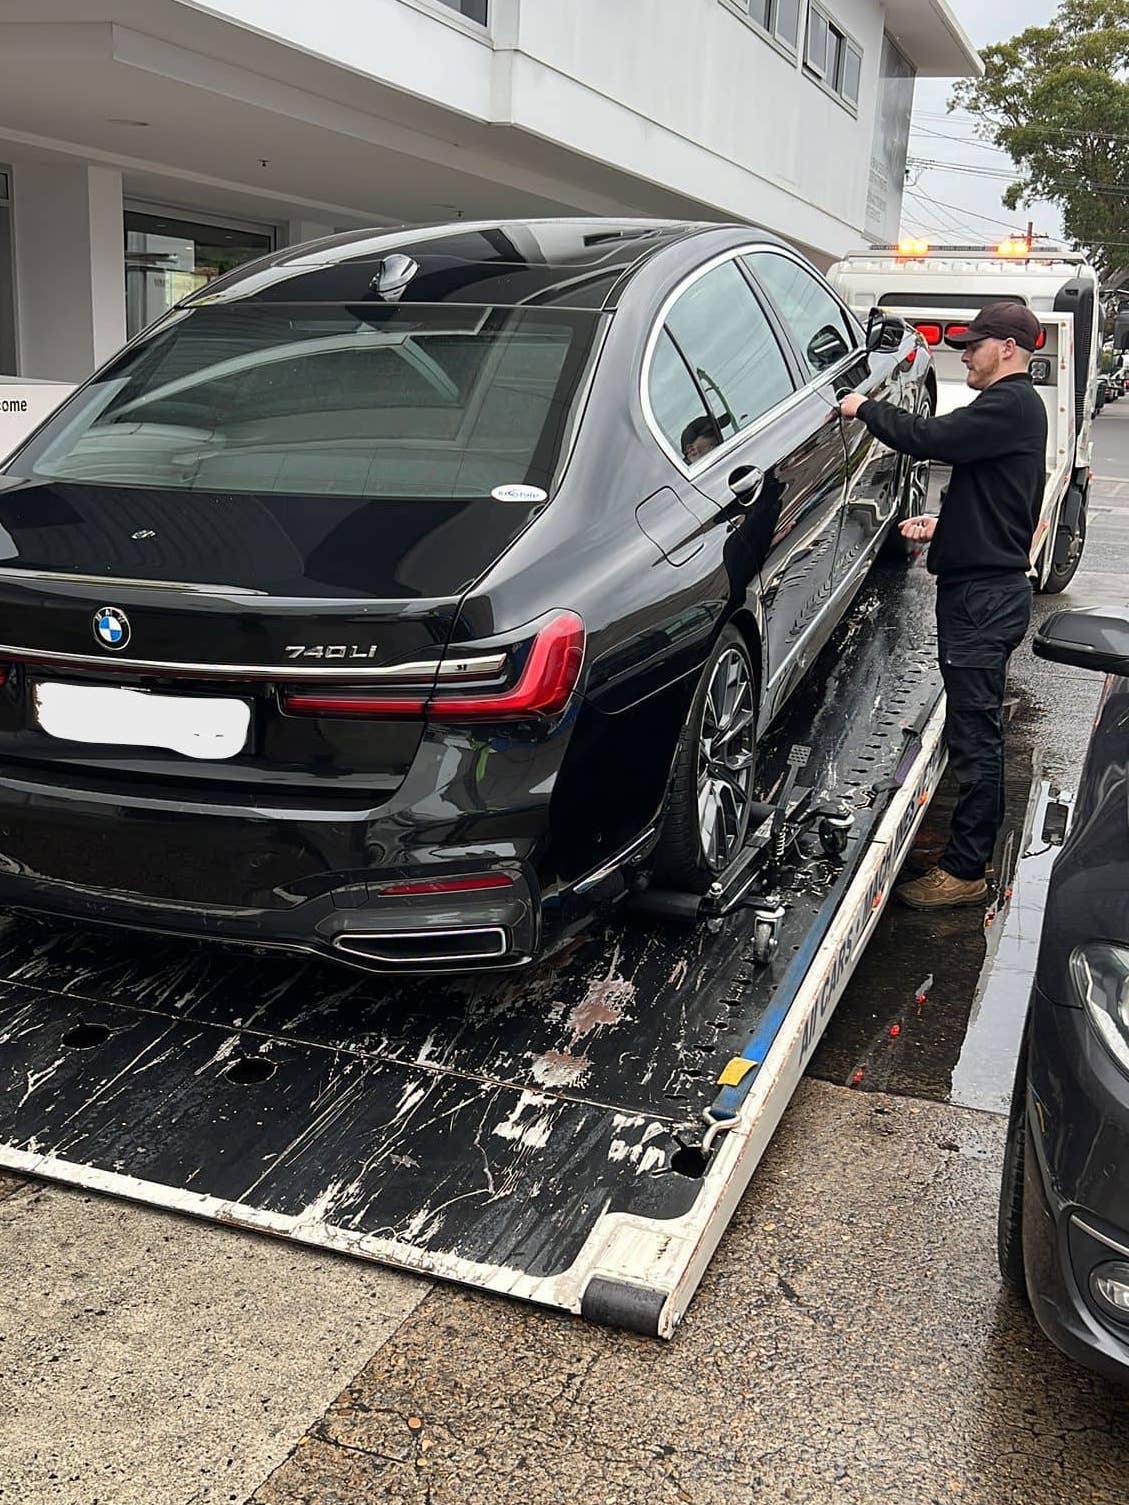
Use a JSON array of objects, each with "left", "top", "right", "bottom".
[
  {"left": 645, "top": 255, "right": 846, "bottom": 720},
  {"left": 744, "top": 250, "right": 902, "bottom": 591}
]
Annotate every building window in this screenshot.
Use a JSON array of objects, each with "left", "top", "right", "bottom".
[
  {"left": 741, "top": 0, "right": 802, "bottom": 52},
  {"left": 124, "top": 210, "right": 274, "bottom": 340},
  {"left": 435, "top": 0, "right": 487, "bottom": 23},
  {"left": 804, "top": 5, "right": 862, "bottom": 108}
]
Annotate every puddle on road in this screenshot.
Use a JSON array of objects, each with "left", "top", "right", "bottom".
[{"left": 808, "top": 709, "right": 1054, "bottom": 1112}]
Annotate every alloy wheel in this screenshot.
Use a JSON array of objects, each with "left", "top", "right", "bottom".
[
  {"left": 696, "top": 647, "right": 757, "bottom": 871},
  {"left": 905, "top": 453, "right": 930, "bottom": 518}
]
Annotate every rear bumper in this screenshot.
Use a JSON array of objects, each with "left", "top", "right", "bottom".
[{"left": 0, "top": 747, "right": 553, "bottom": 972}]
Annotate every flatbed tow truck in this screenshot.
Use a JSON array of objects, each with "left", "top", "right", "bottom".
[{"left": 0, "top": 565, "right": 944, "bottom": 1338}]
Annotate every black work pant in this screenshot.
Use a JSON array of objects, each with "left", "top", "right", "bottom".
[{"left": 935, "top": 573, "right": 1032, "bottom": 881}]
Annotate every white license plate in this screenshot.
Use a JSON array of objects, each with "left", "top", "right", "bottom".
[{"left": 33, "top": 682, "right": 251, "bottom": 761}]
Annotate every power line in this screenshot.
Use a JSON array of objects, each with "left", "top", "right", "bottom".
[
  {"left": 914, "top": 110, "right": 1129, "bottom": 144},
  {"left": 908, "top": 158, "right": 1129, "bottom": 196},
  {"left": 910, "top": 124, "right": 1011, "bottom": 154},
  {"left": 902, "top": 188, "right": 1022, "bottom": 234},
  {"left": 902, "top": 190, "right": 988, "bottom": 241}
]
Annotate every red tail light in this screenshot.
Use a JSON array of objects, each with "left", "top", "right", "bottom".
[
  {"left": 914, "top": 322, "right": 943, "bottom": 347},
  {"left": 282, "top": 611, "right": 586, "bottom": 721},
  {"left": 430, "top": 611, "right": 584, "bottom": 720},
  {"left": 1035, "top": 328, "right": 1047, "bottom": 350},
  {"left": 0, "top": 666, "right": 8, "bottom": 687},
  {"left": 945, "top": 323, "right": 969, "bottom": 343}
]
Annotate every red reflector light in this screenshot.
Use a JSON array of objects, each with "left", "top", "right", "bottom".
[
  {"left": 946, "top": 323, "right": 969, "bottom": 343},
  {"left": 377, "top": 874, "right": 515, "bottom": 897},
  {"left": 1035, "top": 328, "right": 1047, "bottom": 350},
  {"left": 283, "top": 691, "right": 426, "bottom": 717},
  {"left": 914, "top": 323, "right": 942, "bottom": 347}
]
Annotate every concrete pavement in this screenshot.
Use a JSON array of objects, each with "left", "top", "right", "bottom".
[{"left": 249, "top": 1082, "right": 1129, "bottom": 1505}]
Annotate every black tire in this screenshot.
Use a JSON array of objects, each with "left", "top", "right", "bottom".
[
  {"left": 881, "top": 390, "right": 933, "bottom": 560},
  {"left": 998, "top": 1030, "right": 1030, "bottom": 1295},
  {"left": 655, "top": 625, "right": 758, "bottom": 892},
  {"left": 1039, "top": 485, "right": 1087, "bottom": 595}
]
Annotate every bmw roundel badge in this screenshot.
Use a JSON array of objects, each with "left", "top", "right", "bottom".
[{"left": 92, "top": 606, "right": 130, "bottom": 651}]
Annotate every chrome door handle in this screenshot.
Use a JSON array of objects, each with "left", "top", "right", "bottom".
[{"left": 728, "top": 465, "right": 764, "bottom": 507}]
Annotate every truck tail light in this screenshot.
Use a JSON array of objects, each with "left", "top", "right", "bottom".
[
  {"left": 914, "top": 322, "right": 942, "bottom": 347},
  {"left": 281, "top": 611, "right": 586, "bottom": 721}
]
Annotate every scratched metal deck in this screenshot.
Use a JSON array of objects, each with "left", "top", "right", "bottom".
[{"left": 0, "top": 564, "right": 944, "bottom": 1337}]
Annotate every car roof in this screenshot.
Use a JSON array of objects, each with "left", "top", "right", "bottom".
[{"left": 185, "top": 218, "right": 794, "bottom": 312}]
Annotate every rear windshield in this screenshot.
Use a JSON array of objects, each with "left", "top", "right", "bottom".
[{"left": 11, "top": 304, "right": 599, "bottom": 499}]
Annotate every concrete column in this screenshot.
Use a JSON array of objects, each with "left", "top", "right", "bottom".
[
  {"left": 12, "top": 163, "right": 126, "bottom": 381},
  {"left": 284, "top": 218, "right": 336, "bottom": 248}
]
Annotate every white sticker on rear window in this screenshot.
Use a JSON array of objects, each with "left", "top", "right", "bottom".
[{"left": 491, "top": 483, "right": 547, "bottom": 503}]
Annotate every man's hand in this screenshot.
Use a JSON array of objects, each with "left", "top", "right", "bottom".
[
  {"left": 899, "top": 515, "right": 936, "bottom": 543},
  {"left": 839, "top": 392, "right": 867, "bottom": 420}
]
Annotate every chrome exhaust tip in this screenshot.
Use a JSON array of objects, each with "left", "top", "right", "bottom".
[{"left": 331, "top": 926, "right": 508, "bottom": 966}]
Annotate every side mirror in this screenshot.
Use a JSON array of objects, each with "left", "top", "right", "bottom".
[
  {"left": 807, "top": 324, "right": 850, "bottom": 371},
  {"left": 1034, "top": 609, "right": 1129, "bottom": 676},
  {"left": 866, "top": 310, "right": 906, "bottom": 354}
]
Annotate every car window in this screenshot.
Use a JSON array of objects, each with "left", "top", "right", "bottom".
[
  {"left": 744, "top": 252, "right": 859, "bottom": 380},
  {"left": 14, "top": 305, "right": 597, "bottom": 499},
  {"left": 647, "top": 329, "right": 723, "bottom": 463},
  {"left": 663, "top": 260, "right": 795, "bottom": 448}
]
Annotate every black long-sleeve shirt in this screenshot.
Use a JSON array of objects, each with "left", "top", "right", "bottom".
[{"left": 857, "top": 372, "right": 1048, "bottom": 581}]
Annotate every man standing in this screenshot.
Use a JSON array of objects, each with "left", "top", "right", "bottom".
[{"left": 839, "top": 302, "right": 1048, "bottom": 910}]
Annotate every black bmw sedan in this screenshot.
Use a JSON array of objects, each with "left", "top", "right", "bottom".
[
  {"left": 0, "top": 219, "right": 932, "bottom": 972},
  {"left": 999, "top": 608, "right": 1129, "bottom": 1382}
]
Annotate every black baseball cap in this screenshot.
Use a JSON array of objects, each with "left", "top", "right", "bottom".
[{"left": 946, "top": 301, "right": 1043, "bottom": 351}]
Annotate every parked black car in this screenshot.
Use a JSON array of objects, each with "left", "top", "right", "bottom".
[
  {"left": 0, "top": 219, "right": 932, "bottom": 973},
  {"left": 999, "top": 608, "right": 1129, "bottom": 1382}
]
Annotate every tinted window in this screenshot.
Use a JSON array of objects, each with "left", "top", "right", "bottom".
[
  {"left": 745, "top": 252, "right": 858, "bottom": 378},
  {"left": 14, "top": 304, "right": 596, "bottom": 499},
  {"left": 648, "top": 330, "right": 721, "bottom": 463},
  {"left": 664, "top": 260, "right": 794, "bottom": 445}
]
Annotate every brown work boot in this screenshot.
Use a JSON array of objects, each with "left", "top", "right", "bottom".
[{"left": 895, "top": 865, "right": 988, "bottom": 911}]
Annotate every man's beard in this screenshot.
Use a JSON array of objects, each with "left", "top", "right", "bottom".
[{"left": 969, "top": 348, "right": 1001, "bottom": 388}]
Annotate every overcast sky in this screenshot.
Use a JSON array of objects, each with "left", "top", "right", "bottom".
[{"left": 903, "top": 0, "right": 1064, "bottom": 245}]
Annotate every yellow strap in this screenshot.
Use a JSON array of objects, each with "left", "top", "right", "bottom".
[{"left": 717, "top": 1056, "right": 758, "bottom": 1088}]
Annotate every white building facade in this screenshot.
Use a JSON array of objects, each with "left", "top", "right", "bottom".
[{"left": 0, "top": 0, "right": 978, "bottom": 385}]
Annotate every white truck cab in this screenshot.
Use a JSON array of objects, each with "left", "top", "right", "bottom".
[{"left": 829, "top": 242, "right": 1098, "bottom": 594}]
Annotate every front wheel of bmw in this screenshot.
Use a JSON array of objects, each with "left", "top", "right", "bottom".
[{"left": 655, "top": 625, "right": 759, "bottom": 893}]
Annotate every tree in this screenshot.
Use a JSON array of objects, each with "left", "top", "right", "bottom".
[{"left": 951, "top": 0, "right": 1129, "bottom": 281}]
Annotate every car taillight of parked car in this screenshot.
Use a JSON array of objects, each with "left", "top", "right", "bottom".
[{"left": 280, "top": 610, "right": 586, "bottom": 721}]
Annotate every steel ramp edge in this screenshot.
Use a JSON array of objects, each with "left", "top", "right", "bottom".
[
  {"left": 0, "top": 697, "right": 945, "bottom": 1340},
  {"left": 576, "top": 696, "right": 946, "bottom": 1335}
]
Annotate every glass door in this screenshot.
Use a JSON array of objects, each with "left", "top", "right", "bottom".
[{"left": 124, "top": 209, "right": 274, "bottom": 339}]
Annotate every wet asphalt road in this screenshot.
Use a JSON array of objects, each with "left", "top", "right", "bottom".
[{"left": 810, "top": 400, "right": 1129, "bottom": 1110}]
